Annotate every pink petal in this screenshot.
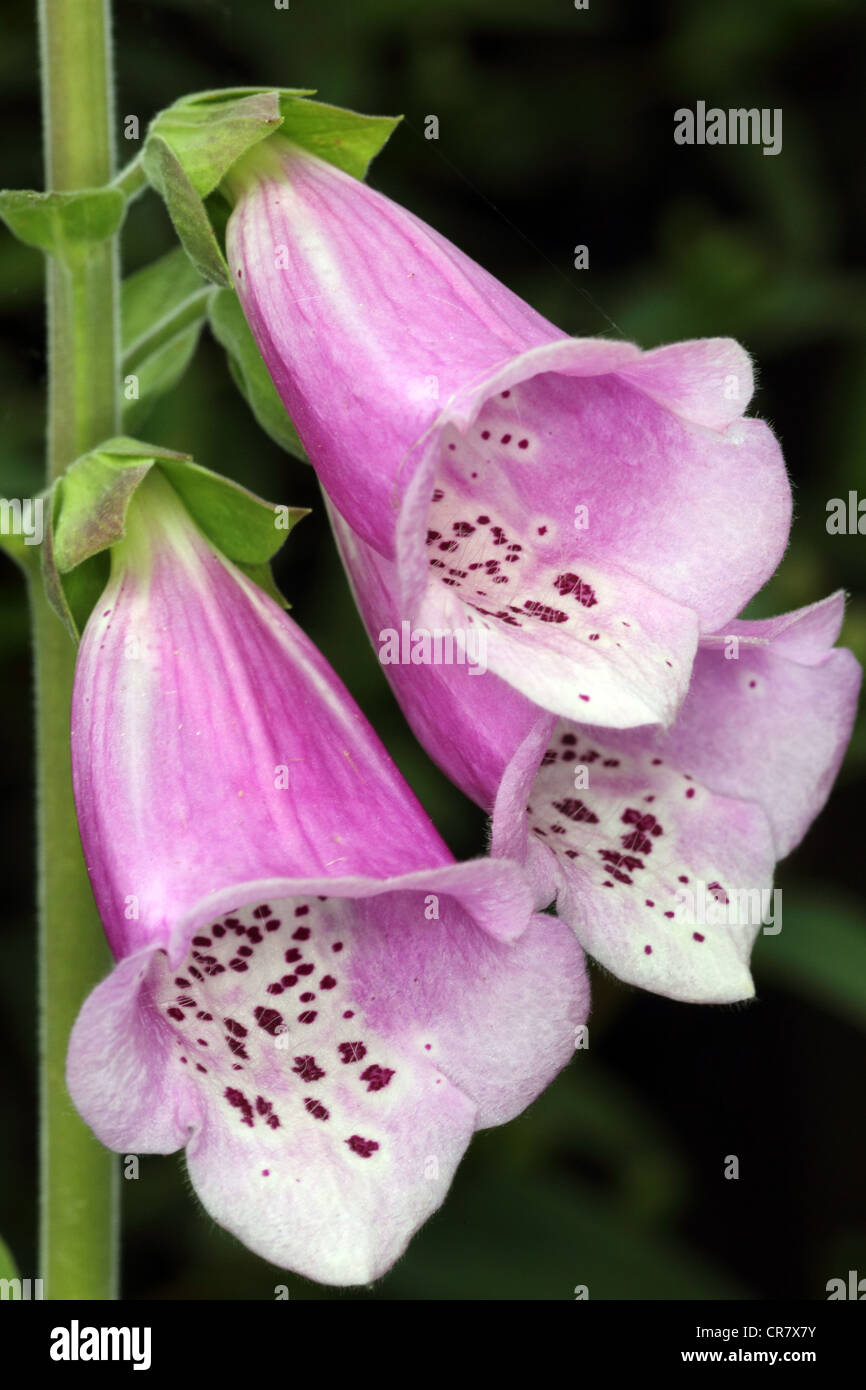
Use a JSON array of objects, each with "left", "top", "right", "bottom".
[
  {"left": 228, "top": 146, "right": 791, "bottom": 723},
  {"left": 71, "top": 473, "right": 457, "bottom": 959},
  {"left": 524, "top": 722, "right": 775, "bottom": 1002},
  {"left": 68, "top": 885, "right": 586, "bottom": 1284},
  {"left": 487, "top": 595, "right": 859, "bottom": 1002},
  {"left": 332, "top": 506, "right": 546, "bottom": 809},
  {"left": 399, "top": 362, "right": 790, "bottom": 636},
  {"left": 666, "top": 593, "right": 862, "bottom": 857},
  {"left": 616, "top": 337, "right": 755, "bottom": 429}
]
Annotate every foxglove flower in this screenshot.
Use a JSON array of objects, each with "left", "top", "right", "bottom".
[
  {"left": 225, "top": 139, "right": 792, "bottom": 730},
  {"left": 330, "top": 525, "right": 860, "bottom": 1004},
  {"left": 66, "top": 470, "right": 588, "bottom": 1285}
]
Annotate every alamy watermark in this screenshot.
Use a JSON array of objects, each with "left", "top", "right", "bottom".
[
  {"left": 674, "top": 879, "right": 781, "bottom": 934},
  {"left": 0, "top": 496, "right": 43, "bottom": 545},
  {"left": 49, "top": 1321, "right": 152, "bottom": 1370},
  {"left": 378, "top": 621, "right": 487, "bottom": 675},
  {"left": 1, "top": 1276, "right": 43, "bottom": 1300},
  {"left": 674, "top": 102, "right": 782, "bottom": 157}
]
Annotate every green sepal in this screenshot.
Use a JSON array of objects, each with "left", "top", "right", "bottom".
[
  {"left": 157, "top": 453, "right": 307, "bottom": 565},
  {"left": 45, "top": 436, "right": 307, "bottom": 638},
  {"left": 146, "top": 89, "right": 301, "bottom": 199},
  {"left": 142, "top": 90, "right": 294, "bottom": 285},
  {"left": 121, "top": 248, "right": 210, "bottom": 430},
  {"left": 141, "top": 136, "right": 233, "bottom": 286},
  {"left": 141, "top": 89, "right": 400, "bottom": 284},
  {"left": 235, "top": 560, "right": 291, "bottom": 611},
  {"left": 208, "top": 288, "right": 308, "bottom": 462},
  {"left": 40, "top": 482, "right": 82, "bottom": 638},
  {"left": 0, "top": 187, "right": 126, "bottom": 260},
  {"left": 271, "top": 91, "right": 402, "bottom": 180}
]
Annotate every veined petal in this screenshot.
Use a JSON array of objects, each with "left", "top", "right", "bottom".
[
  {"left": 333, "top": 504, "right": 556, "bottom": 808},
  {"left": 415, "top": 521, "right": 698, "bottom": 727},
  {"left": 64, "top": 950, "right": 203, "bottom": 1154},
  {"left": 398, "top": 354, "right": 790, "bottom": 638},
  {"left": 334, "top": 485, "right": 857, "bottom": 1003},
  {"left": 486, "top": 594, "right": 859, "bottom": 1003},
  {"left": 616, "top": 337, "right": 755, "bottom": 429},
  {"left": 664, "top": 593, "right": 862, "bottom": 857},
  {"left": 71, "top": 471, "right": 455, "bottom": 959},
  {"left": 524, "top": 722, "right": 774, "bottom": 1003},
  {"left": 227, "top": 145, "right": 792, "bottom": 724},
  {"left": 226, "top": 141, "right": 564, "bottom": 561},
  {"left": 68, "top": 884, "right": 586, "bottom": 1285},
  {"left": 68, "top": 468, "right": 587, "bottom": 1282}
]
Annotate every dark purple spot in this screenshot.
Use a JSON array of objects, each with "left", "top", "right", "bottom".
[
  {"left": 225, "top": 1087, "right": 254, "bottom": 1127},
  {"left": 553, "top": 798, "right": 599, "bottom": 825},
  {"left": 523, "top": 600, "right": 568, "bottom": 623},
  {"left": 361, "top": 1064, "right": 395, "bottom": 1092},
  {"left": 293, "top": 1055, "right": 325, "bottom": 1083},
  {"left": 346, "top": 1135, "right": 379, "bottom": 1158},
  {"left": 253, "top": 1007, "right": 284, "bottom": 1036},
  {"left": 554, "top": 572, "right": 598, "bottom": 608}
]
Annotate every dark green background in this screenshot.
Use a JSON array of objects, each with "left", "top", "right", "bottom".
[{"left": 1, "top": 0, "right": 865, "bottom": 1299}]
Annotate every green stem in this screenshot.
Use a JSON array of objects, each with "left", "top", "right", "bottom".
[
  {"left": 112, "top": 155, "right": 147, "bottom": 204},
  {"left": 36, "top": 0, "right": 119, "bottom": 1299}
]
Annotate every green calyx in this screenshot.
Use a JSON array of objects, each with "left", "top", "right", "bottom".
[
  {"left": 141, "top": 89, "right": 401, "bottom": 286},
  {"left": 44, "top": 436, "right": 308, "bottom": 639}
]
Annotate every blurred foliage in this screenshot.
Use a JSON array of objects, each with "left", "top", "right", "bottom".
[{"left": 0, "top": 0, "right": 864, "bottom": 1300}]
